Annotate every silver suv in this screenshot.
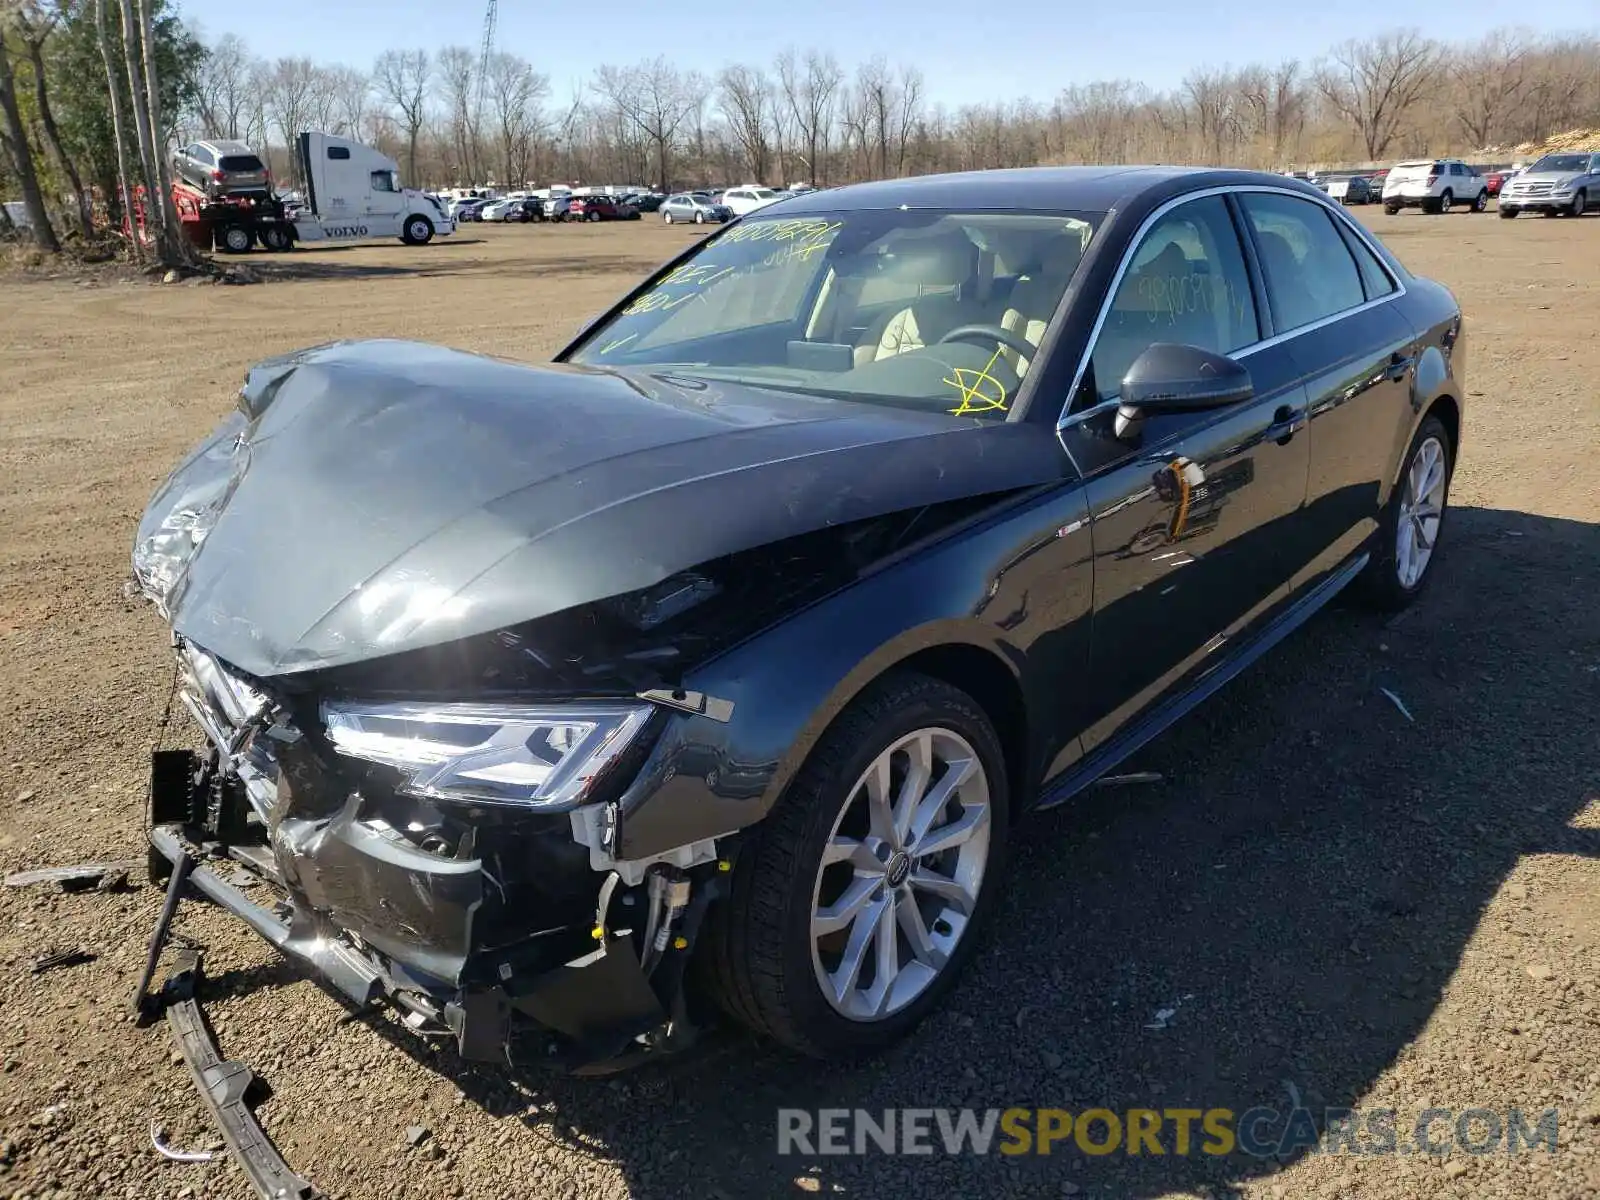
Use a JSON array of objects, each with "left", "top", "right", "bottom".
[
  {"left": 1382, "top": 159, "right": 1489, "bottom": 215},
  {"left": 172, "top": 139, "right": 271, "bottom": 199},
  {"left": 1498, "top": 152, "right": 1600, "bottom": 219}
]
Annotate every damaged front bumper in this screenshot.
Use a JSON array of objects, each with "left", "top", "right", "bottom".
[{"left": 145, "top": 645, "right": 731, "bottom": 1075}]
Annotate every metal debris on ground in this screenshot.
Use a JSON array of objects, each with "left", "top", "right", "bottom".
[
  {"left": 1379, "top": 687, "right": 1416, "bottom": 723},
  {"left": 4, "top": 860, "right": 139, "bottom": 892},
  {"left": 149, "top": 1120, "right": 218, "bottom": 1163},
  {"left": 30, "top": 948, "right": 96, "bottom": 974}
]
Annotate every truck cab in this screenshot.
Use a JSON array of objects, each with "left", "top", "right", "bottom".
[{"left": 295, "top": 132, "right": 453, "bottom": 245}]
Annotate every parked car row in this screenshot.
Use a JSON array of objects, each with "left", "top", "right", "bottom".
[{"left": 1301, "top": 152, "right": 1598, "bottom": 219}]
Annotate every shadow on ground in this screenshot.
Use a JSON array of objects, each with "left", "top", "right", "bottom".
[
  {"left": 225, "top": 505, "right": 1600, "bottom": 1197},
  {"left": 242, "top": 248, "right": 663, "bottom": 283}
]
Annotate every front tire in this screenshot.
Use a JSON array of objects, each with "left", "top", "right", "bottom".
[
  {"left": 402, "top": 215, "right": 434, "bottom": 245},
  {"left": 693, "top": 211, "right": 706, "bottom": 225},
  {"left": 1473, "top": 190, "right": 1489, "bottom": 212},
  {"left": 1570, "top": 190, "right": 1587, "bottom": 217},
  {"left": 704, "top": 672, "right": 1010, "bottom": 1060},
  {"left": 1384, "top": 203, "right": 1400, "bottom": 215},
  {"left": 1356, "top": 414, "right": 1453, "bottom": 611},
  {"left": 1499, "top": 205, "right": 1517, "bottom": 219}
]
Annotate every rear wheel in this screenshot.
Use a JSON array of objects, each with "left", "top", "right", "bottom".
[
  {"left": 704, "top": 672, "right": 1009, "bottom": 1059},
  {"left": 260, "top": 225, "right": 291, "bottom": 251},
  {"left": 1436, "top": 190, "right": 1453, "bottom": 214},
  {"left": 1356, "top": 414, "right": 1453, "bottom": 611}
]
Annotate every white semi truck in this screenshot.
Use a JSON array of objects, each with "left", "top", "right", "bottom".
[{"left": 293, "top": 131, "right": 453, "bottom": 246}]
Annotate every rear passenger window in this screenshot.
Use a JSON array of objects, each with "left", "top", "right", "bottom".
[
  {"left": 1085, "top": 195, "right": 1258, "bottom": 403},
  {"left": 1238, "top": 193, "right": 1365, "bottom": 333},
  {"left": 1336, "top": 224, "right": 1397, "bottom": 301},
  {"left": 327, "top": 146, "right": 351, "bottom": 160}
]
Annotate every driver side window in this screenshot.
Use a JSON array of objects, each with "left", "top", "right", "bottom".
[{"left": 1083, "top": 195, "right": 1258, "bottom": 406}]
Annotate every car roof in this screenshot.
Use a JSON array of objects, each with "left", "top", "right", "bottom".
[
  {"left": 201, "top": 139, "right": 256, "bottom": 156},
  {"left": 765, "top": 165, "right": 1327, "bottom": 214}
]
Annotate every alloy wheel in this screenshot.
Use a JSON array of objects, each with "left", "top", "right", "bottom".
[
  {"left": 808, "top": 727, "right": 992, "bottom": 1022},
  {"left": 1396, "top": 435, "right": 1447, "bottom": 589}
]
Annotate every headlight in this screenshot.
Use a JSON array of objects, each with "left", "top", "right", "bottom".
[{"left": 321, "top": 700, "right": 653, "bottom": 809}]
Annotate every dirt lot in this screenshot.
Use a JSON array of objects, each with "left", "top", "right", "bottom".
[{"left": 0, "top": 207, "right": 1597, "bottom": 1200}]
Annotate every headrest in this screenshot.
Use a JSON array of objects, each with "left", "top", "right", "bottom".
[{"left": 879, "top": 233, "right": 977, "bottom": 288}]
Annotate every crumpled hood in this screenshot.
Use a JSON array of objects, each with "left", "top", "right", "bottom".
[{"left": 134, "top": 339, "right": 1066, "bottom": 678}]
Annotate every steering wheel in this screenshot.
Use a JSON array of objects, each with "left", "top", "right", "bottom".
[{"left": 936, "top": 324, "right": 1037, "bottom": 361}]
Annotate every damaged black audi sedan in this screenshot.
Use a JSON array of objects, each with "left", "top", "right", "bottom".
[{"left": 135, "top": 167, "right": 1464, "bottom": 1072}]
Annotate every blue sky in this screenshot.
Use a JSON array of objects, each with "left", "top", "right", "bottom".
[{"left": 180, "top": 0, "right": 1597, "bottom": 110}]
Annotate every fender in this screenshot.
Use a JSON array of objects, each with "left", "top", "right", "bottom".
[{"left": 611, "top": 486, "right": 1096, "bottom": 860}]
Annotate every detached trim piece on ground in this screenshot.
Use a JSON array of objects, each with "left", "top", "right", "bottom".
[{"left": 160, "top": 948, "right": 325, "bottom": 1200}]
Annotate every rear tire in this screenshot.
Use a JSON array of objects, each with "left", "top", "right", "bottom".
[
  {"left": 1355, "top": 414, "right": 1453, "bottom": 612},
  {"left": 260, "top": 225, "right": 291, "bottom": 251},
  {"left": 702, "top": 672, "right": 1010, "bottom": 1060}
]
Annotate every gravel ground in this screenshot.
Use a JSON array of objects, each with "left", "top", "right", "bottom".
[{"left": 0, "top": 211, "right": 1596, "bottom": 1200}]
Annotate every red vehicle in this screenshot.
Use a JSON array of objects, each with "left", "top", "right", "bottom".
[
  {"left": 567, "top": 195, "right": 641, "bottom": 222},
  {"left": 1484, "top": 170, "right": 1513, "bottom": 196}
]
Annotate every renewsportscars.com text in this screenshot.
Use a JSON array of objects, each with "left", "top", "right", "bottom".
[{"left": 777, "top": 1106, "right": 1561, "bottom": 1158}]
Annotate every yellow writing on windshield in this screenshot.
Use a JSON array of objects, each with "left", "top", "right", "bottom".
[
  {"left": 718, "top": 218, "right": 842, "bottom": 248},
  {"left": 945, "top": 345, "right": 1009, "bottom": 416}
]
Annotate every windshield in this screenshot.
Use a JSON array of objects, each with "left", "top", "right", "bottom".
[
  {"left": 568, "top": 208, "right": 1100, "bottom": 420},
  {"left": 1531, "top": 154, "right": 1590, "bottom": 173}
]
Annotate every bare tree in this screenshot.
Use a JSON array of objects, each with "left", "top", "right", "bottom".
[
  {"left": 1450, "top": 28, "right": 1530, "bottom": 148},
  {"left": 485, "top": 51, "right": 547, "bottom": 187},
  {"left": 373, "top": 49, "right": 430, "bottom": 184},
  {"left": 592, "top": 57, "right": 695, "bottom": 191},
  {"left": 263, "top": 58, "right": 318, "bottom": 185},
  {"left": 1315, "top": 31, "right": 1442, "bottom": 160},
  {"left": 330, "top": 66, "right": 369, "bottom": 138},
  {"left": 305, "top": 65, "right": 342, "bottom": 134},
  {"left": 12, "top": 4, "right": 92, "bottom": 236},
  {"left": 776, "top": 48, "right": 841, "bottom": 186},
  {"left": 133, "top": 0, "right": 202, "bottom": 265},
  {"left": 717, "top": 63, "right": 773, "bottom": 183},
  {"left": 0, "top": 16, "right": 57, "bottom": 250},
  {"left": 436, "top": 46, "right": 480, "bottom": 181},
  {"left": 92, "top": 0, "right": 136, "bottom": 242},
  {"left": 196, "top": 32, "right": 253, "bottom": 138}
]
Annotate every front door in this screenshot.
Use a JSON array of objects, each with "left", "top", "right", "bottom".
[{"left": 1057, "top": 192, "right": 1312, "bottom": 753}]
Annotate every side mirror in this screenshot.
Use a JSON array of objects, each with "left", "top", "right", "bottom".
[{"left": 1115, "top": 343, "right": 1253, "bottom": 441}]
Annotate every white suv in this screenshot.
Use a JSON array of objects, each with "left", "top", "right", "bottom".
[{"left": 1382, "top": 159, "right": 1489, "bottom": 215}]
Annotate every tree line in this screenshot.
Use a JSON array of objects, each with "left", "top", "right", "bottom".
[{"left": 3, "top": 9, "right": 1598, "bottom": 261}]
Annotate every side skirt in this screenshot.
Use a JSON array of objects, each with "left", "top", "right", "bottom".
[{"left": 1035, "top": 551, "right": 1369, "bottom": 812}]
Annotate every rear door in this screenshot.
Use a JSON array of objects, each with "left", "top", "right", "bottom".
[
  {"left": 1233, "top": 191, "right": 1419, "bottom": 592},
  {"left": 1057, "top": 191, "right": 1312, "bottom": 753}
]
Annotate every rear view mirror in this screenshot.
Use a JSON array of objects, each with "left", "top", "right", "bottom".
[{"left": 1116, "top": 343, "right": 1253, "bottom": 440}]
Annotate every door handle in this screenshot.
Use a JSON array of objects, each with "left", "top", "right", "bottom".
[
  {"left": 1386, "top": 352, "right": 1416, "bottom": 381},
  {"left": 1266, "top": 404, "right": 1306, "bottom": 444}
]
